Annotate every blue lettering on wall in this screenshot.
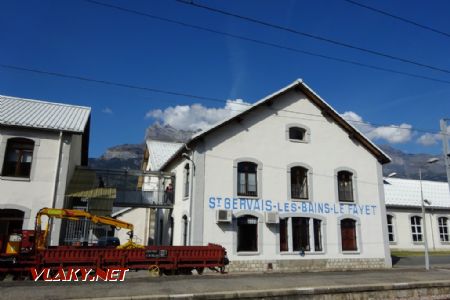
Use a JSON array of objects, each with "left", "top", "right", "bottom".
[
  {"left": 265, "top": 200, "right": 273, "bottom": 212},
  {"left": 209, "top": 197, "right": 215, "bottom": 209},
  {"left": 290, "top": 203, "right": 297, "bottom": 213},
  {"left": 224, "top": 198, "right": 231, "bottom": 209},
  {"left": 207, "top": 196, "right": 378, "bottom": 216}
]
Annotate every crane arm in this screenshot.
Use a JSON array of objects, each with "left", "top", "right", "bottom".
[{"left": 35, "top": 208, "right": 134, "bottom": 250}]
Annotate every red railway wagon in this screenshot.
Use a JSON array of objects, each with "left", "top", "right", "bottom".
[
  {"left": 0, "top": 231, "right": 228, "bottom": 279},
  {"left": 0, "top": 209, "right": 229, "bottom": 280}
]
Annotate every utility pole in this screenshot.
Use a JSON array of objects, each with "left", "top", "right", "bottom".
[{"left": 441, "top": 119, "right": 450, "bottom": 193}]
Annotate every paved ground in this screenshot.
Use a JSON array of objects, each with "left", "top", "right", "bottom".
[
  {"left": 1, "top": 267, "right": 450, "bottom": 300},
  {"left": 392, "top": 254, "right": 450, "bottom": 267}
]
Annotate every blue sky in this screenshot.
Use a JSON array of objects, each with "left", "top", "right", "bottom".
[{"left": 1, "top": 0, "right": 449, "bottom": 157}]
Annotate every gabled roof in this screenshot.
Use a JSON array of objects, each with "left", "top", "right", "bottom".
[
  {"left": 0, "top": 94, "right": 91, "bottom": 133},
  {"left": 384, "top": 178, "right": 450, "bottom": 209},
  {"left": 146, "top": 140, "right": 183, "bottom": 171},
  {"left": 160, "top": 79, "right": 391, "bottom": 170}
]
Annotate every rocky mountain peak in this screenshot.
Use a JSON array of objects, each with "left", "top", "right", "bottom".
[{"left": 145, "top": 123, "right": 198, "bottom": 143}]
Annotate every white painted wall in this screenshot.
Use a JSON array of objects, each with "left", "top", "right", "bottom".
[
  {"left": 387, "top": 207, "right": 450, "bottom": 251},
  {"left": 169, "top": 89, "right": 390, "bottom": 265},
  {"left": 0, "top": 127, "right": 82, "bottom": 237},
  {"left": 116, "top": 208, "right": 154, "bottom": 245},
  {"left": 169, "top": 159, "right": 192, "bottom": 246}
]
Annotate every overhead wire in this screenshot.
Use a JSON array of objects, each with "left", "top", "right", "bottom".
[
  {"left": 176, "top": 0, "right": 450, "bottom": 75},
  {"left": 81, "top": 0, "right": 450, "bottom": 86},
  {"left": 0, "top": 63, "right": 445, "bottom": 136},
  {"left": 343, "top": 0, "right": 450, "bottom": 39}
]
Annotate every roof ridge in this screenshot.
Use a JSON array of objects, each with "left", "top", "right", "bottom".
[{"left": 159, "top": 79, "right": 391, "bottom": 170}]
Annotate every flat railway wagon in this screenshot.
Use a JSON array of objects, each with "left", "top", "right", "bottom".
[
  {"left": 0, "top": 209, "right": 228, "bottom": 280},
  {"left": 0, "top": 241, "right": 228, "bottom": 279}
]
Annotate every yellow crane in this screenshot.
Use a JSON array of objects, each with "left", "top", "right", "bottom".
[{"left": 35, "top": 208, "right": 142, "bottom": 250}]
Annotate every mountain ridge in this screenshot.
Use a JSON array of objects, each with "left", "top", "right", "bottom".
[{"left": 89, "top": 124, "right": 448, "bottom": 181}]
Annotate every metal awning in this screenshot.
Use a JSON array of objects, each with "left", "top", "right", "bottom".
[{"left": 65, "top": 166, "right": 176, "bottom": 208}]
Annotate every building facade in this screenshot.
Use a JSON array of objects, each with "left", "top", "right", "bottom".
[
  {"left": 115, "top": 139, "right": 181, "bottom": 245},
  {"left": 0, "top": 95, "right": 90, "bottom": 247},
  {"left": 385, "top": 178, "right": 450, "bottom": 251},
  {"left": 160, "top": 80, "right": 392, "bottom": 272}
]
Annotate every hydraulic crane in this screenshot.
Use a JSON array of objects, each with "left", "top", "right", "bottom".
[{"left": 35, "top": 208, "right": 139, "bottom": 250}]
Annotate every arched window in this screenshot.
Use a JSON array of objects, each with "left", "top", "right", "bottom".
[
  {"left": 182, "top": 215, "right": 188, "bottom": 246},
  {"left": 341, "top": 218, "right": 357, "bottom": 251},
  {"left": 387, "top": 215, "right": 395, "bottom": 242},
  {"left": 184, "top": 164, "right": 190, "bottom": 198},
  {"left": 237, "top": 215, "right": 258, "bottom": 252},
  {"left": 410, "top": 216, "right": 422, "bottom": 242},
  {"left": 438, "top": 217, "right": 449, "bottom": 242},
  {"left": 288, "top": 127, "right": 307, "bottom": 142},
  {"left": 2, "top": 138, "right": 34, "bottom": 178},
  {"left": 337, "top": 171, "right": 354, "bottom": 202},
  {"left": 237, "top": 162, "right": 258, "bottom": 197},
  {"left": 290, "top": 166, "right": 309, "bottom": 199}
]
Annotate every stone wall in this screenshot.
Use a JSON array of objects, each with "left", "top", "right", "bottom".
[{"left": 227, "top": 258, "right": 386, "bottom": 273}]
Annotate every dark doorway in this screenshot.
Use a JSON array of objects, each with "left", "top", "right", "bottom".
[
  {"left": 237, "top": 215, "right": 258, "bottom": 252},
  {"left": 0, "top": 209, "right": 25, "bottom": 253}
]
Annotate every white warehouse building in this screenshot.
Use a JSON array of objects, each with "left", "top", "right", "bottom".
[
  {"left": 154, "top": 79, "right": 392, "bottom": 272},
  {"left": 385, "top": 178, "right": 450, "bottom": 251}
]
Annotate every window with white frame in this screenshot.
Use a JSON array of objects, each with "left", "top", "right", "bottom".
[
  {"left": 237, "top": 215, "right": 258, "bottom": 252},
  {"left": 410, "top": 216, "right": 423, "bottom": 242},
  {"left": 237, "top": 162, "right": 258, "bottom": 197},
  {"left": 387, "top": 215, "right": 395, "bottom": 242},
  {"left": 288, "top": 127, "right": 307, "bottom": 142},
  {"left": 438, "top": 217, "right": 449, "bottom": 242},
  {"left": 290, "top": 166, "right": 309, "bottom": 200},
  {"left": 2, "top": 138, "right": 35, "bottom": 178},
  {"left": 337, "top": 171, "right": 354, "bottom": 202},
  {"left": 279, "top": 217, "right": 323, "bottom": 253}
]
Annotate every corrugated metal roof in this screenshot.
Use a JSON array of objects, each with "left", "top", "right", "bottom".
[
  {"left": 0, "top": 94, "right": 91, "bottom": 133},
  {"left": 146, "top": 140, "right": 183, "bottom": 171},
  {"left": 384, "top": 178, "right": 450, "bottom": 209}
]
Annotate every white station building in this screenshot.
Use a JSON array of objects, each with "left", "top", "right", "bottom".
[
  {"left": 0, "top": 95, "right": 91, "bottom": 247},
  {"left": 385, "top": 178, "right": 450, "bottom": 251},
  {"left": 153, "top": 79, "right": 392, "bottom": 272}
]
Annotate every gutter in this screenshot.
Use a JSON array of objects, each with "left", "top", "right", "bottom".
[
  {"left": 52, "top": 131, "right": 64, "bottom": 208},
  {"left": 182, "top": 145, "right": 195, "bottom": 246},
  {"left": 49, "top": 131, "right": 64, "bottom": 246}
]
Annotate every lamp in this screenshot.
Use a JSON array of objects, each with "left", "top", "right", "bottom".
[{"left": 419, "top": 157, "right": 439, "bottom": 271}]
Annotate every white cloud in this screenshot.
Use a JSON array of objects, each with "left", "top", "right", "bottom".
[
  {"left": 416, "top": 126, "right": 449, "bottom": 146},
  {"left": 145, "top": 99, "right": 250, "bottom": 131},
  {"left": 102, "top": 107, "right": 113, "bottom": 115},
  {"left": 417, "top": 133, "right": 439, "bottom": 146},
  {"left": 340, "top": 111, "right": 413, "bottom": 144},
  {"left": 366, "top": 124, "right": 413, "bottom": 143}
]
